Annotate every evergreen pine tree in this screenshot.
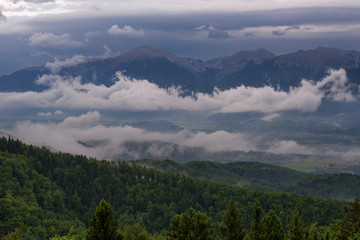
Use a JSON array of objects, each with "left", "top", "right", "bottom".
[
  {"left": 340, "top": 198, "right": 360, "bottom": 240},
  {"left": 86, "top": 199, "right": 120, "bottom": 240},
  {"left": 2, "top": 228, "right": 23, "bottom": 240},
  {"left": 220, "top": 199, "right": 246, "bottom": 240},
  {"left": 263, "top": 209, "right": 285, "bottom": 240},
  {"left": 323, "top": 230, "right": 331, "bottom": 240},
  {"left": 288, "top": 209, "right": 307, "bottom": 240},
  {"left": 168, "top": 207, "right": 213, "bottom": 240},
  {"left": 249, "top": 200, "right": 264, "bottom": 240},
  {"left": 308, "top": 223, "right": 319, "bottom": 240}
]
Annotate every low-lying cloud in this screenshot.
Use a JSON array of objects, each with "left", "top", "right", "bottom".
[
  {"left": 11, "top": 110, "right": 359, "bottom": 161},
  {"left": 12, "top": 111, "right": 257, "bottom": 160},
  {"left": 0, "top": 69, "right": 356, "bottom": 114},
  {"left": 45, "top": 46, "right": 112, "bottom": 73},
  {"left": 267, "top": 140, "right": 315, "bottom": 155},
  {"left": 45, "top": 55, "right": 89, "bottom": 73}
]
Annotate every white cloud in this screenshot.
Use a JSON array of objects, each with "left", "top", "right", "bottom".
[
  {"left": 267, "top": 140, "right": 315, "bottom": 155},
  {"left": 37, "top": 111, "right": 51, "bottom": 117},
  {"left": 261, "top": 113, "right": 281, "bottom": 122},
  {"left": 181, "top": 130, "right": 255, "bottom": 152},
  {"left": 316, "top": 68, "right": 356, "bottom": 102},
  {"left": 54, "top": 110, "right": 63, "bottom": 115},
  {"left": 44, "top": 46, "right": 113, "bottom": 74},
  {"left": 45, "top": 55, "right": 89, "bottom": 73},
  {"left": 107, "top": 25, "right": 145, "bottom": 37},
  {"left": 195, "top": 25, "right": 207, "bottom": 31},
  {"left": 58, "top": 111, "right": 100, "bottom": 128},
  {"left": 28, "top": 32, "right": 84, "bottom": 48},
  {"left": 0, "top": 69, "right": 356, "bottom": 113},
  {"left": 102, "top": 45, "right": 112, "bottom": 58}
]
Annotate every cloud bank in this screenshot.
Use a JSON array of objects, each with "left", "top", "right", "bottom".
[
  {"left": 12, "top": 110, "right": 359, "bottom": 160},
  {"left": 12, "top": 111, "right": 257, "bottom": 160},
  {"left": 2, "top": 69, "right": 358, "bottom": 160},
  {"left": 0, "top": 69, "right": 355, "bottom": 114}
]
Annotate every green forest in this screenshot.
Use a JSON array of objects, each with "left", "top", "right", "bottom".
[
  {"left": 0, "top": 137, "right": 359, "bottom": 240},
  {"left": 132, "top": 159, "right": 360, "bottom": 200}
]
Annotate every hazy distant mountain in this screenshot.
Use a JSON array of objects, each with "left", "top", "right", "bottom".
[
  {"left": 218, "top": 47, "right": 360, "bottom": 91},
  {"left": 208, "top": 48, "right": 276, "bottom": 81},
  {"left": 0, "top": 46, "right": 359, "bottom": 93}
]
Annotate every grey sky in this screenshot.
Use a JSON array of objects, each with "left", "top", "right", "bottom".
[{"left": 1, "top": 0, "right": 360, "bottom": 75}]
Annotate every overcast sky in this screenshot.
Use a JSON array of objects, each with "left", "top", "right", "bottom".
[{"left": 1, "top": 0, "right": 360, "bottom": 75}]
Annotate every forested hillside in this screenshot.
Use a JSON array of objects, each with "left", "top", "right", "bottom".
[
  {"left": 0, "top": 137, "right": 355, "bottom": 239},
  {"left": 132, "top": 159, "right": 305, "bottom": 191},
  {"left": 133, "top": 159, "right": 360, "bottom": 200}
]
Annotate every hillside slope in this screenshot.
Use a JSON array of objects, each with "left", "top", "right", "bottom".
[{"left": 133, "top": 159, "right": 360, "bottom": 200}]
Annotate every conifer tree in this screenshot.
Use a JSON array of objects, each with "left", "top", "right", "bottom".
[
  {"left": 340, "top": 198, "right": 360, "bottom": 240},
  {"left": 263, "top": 209, "right": 285, "bottom": 240},
  {"left": 308, "top": 223, "right": 319, "bottom": 240},
  {"left": 86, "top": 199, "right": 120, "bottom": 240},
  {"left": 249, "top": 200, "right": 264, "bottom": 240},
  {"left": 168, "top": 207, "right": 213, "bottom": 240},
  {"left": 220, "top": 199, "right": 246, "bottom": 240},
  {"left": 288, "top": 209, "right": 307, "bottom": 240},
  {"left": 2, "top": 228, "right": 23, "bottom": 240}
]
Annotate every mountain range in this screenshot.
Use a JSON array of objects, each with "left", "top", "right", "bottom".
[{"left": 1, "top": 46, "right": 360, "bottom": 93}]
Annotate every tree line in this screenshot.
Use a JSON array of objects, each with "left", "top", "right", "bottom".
[{"left": 5, "top": 197, "right": 357, "bottom": 240}]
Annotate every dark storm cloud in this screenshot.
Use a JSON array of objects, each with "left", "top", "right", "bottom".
[
  {"left": 2, "top": 6, "right": 360, "bottom": 75},
  {"left": 101, "top": 7, "right": 360, "bottom": 32},
  {"left": 24, "top": 6, "right": 360, "bottom": 33}
]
